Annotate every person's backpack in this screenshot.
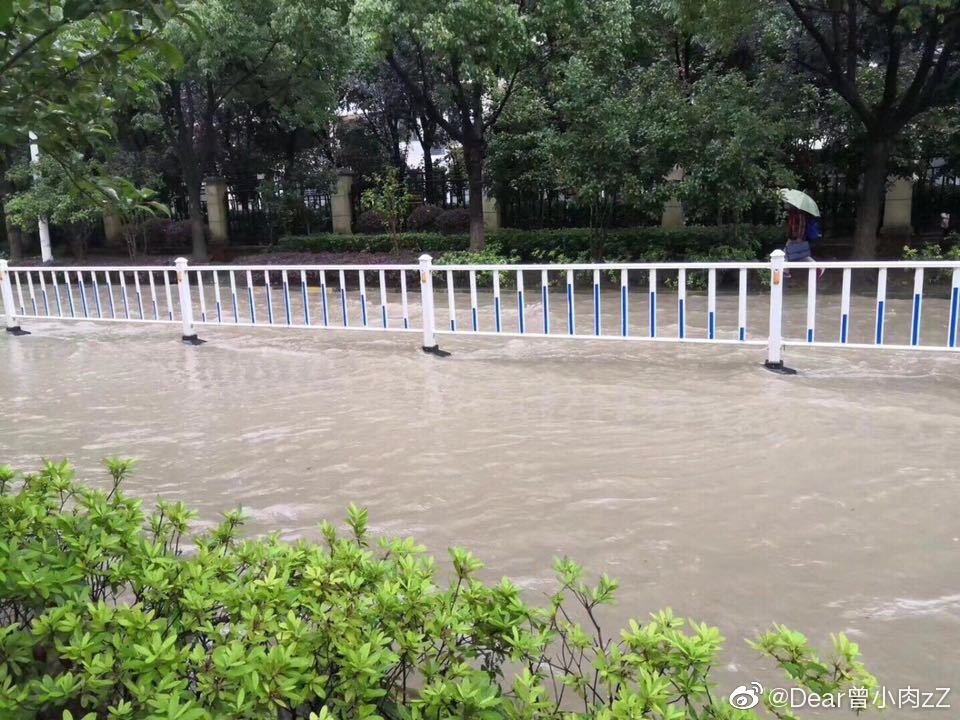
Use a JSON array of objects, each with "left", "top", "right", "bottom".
[{"left": 805, "top": 216, "right": 821, "bottom": 243}]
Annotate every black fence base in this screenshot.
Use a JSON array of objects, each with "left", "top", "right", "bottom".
[
  {"left": 763, "top": 360, "right": 797, "bottom": 375},
  {"left": 5, "top": 326, "right": 30, "bottom": 336},
  {"left": 182, "top": 334, "right": 206, "bottom": 345},
  {"left": 422, "top": 345, "right": 451, "bottom": 357}
]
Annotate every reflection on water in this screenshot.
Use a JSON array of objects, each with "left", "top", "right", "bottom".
[{"left": 1, "top": 292, "right": 959, "bottom": 714}]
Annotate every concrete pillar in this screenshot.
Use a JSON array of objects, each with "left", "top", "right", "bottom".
[
  {"left": 331, "top": 170, "right": 353, "bottom": 234},
  {"left": 482, "top": 192, "right": 500, "bottom": 231},
  {"left": 204, "top": 177, "right": 229, "bottom": 248},
  {"left": 660, "top": 166, "right": 685, "bottom": 228},
  {"left": 880, "top": 176, "right": 914, "bottom": 238},
  {"left": 103, "top": 213, "right": 123, "bottom": 249}
]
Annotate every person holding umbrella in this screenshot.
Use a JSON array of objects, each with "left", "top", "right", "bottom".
[{"left": 780, "top": 189, "right": 823, "bottom": 277}]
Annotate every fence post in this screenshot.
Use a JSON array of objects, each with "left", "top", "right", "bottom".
[
  {"left": 175, "top": 257, "right": 204, "bottom": 345},
  {"left": 419, "top": 254, "right": 448, "bottom": 356},
  {"left": 765, "top": 249, "right": 794, "bottom": 374},
  {"left": 0, "top": 260, "right": 29, "bottom": 335}
]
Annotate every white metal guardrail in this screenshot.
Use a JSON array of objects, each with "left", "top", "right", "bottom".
[{"left": 3, "top": 251, "right": 960, "bottom": 371}]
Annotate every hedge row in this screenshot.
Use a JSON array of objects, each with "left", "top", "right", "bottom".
[{"left": 278, "top": 225, "right": 784, "bottom": 261}]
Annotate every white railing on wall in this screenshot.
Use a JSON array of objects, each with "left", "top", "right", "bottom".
[{"left": 3, "top": 252, "right": 960, "bottom": 371}]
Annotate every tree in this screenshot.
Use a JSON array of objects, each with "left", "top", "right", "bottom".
[
  {"left": 353, "top": 0, "right": 538, "bottom": 249},
  {"left": 155, "top": 0, "right": 352, "bottom": 260},
  {"left": 779, "top": 0, "right": 960, "bottom": 257}
]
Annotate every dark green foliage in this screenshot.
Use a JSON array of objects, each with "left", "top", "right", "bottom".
[
  {"left": 406, "top": 204, "right": 444, "bottom": 232},
  {"left": 279, "top": 226, "right": 782, "bottom": 262},
  {"left": 435, "top": 208, "right": 472, "bottom": 235},
  {"left": 0, "top": 460, "right": 877, "bottom": 719},
  {"left": 356, "top": 210, "right": 387, "bottom": 234}
]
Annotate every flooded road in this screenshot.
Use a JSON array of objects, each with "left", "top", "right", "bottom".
[{"left": 2, "top": 288, "right": 959, "bottom": 713}]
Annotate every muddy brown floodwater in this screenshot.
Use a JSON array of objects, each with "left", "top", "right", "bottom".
[{"left": 2, "top": 287, "right": 959, "bottom": 717}]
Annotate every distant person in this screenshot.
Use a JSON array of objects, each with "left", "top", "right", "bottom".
[
  {"left": 942, "top": 212, "right": 952, "bottom": 238},
  {"left": 785, "top": 207, "right": 824, "bottom": 278}
]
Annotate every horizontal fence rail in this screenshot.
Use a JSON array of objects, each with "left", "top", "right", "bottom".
[{"left": 3, "top": 252, "right": 960, "bottom": 368}]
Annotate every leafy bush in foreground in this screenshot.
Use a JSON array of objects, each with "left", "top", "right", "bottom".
[{"left": 0, "top": 461, "right": 877, "bottom": 719}]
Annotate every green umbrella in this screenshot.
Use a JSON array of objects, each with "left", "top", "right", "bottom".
[{"left": 780, "top": 188, "right": 820, "bottom": 217}]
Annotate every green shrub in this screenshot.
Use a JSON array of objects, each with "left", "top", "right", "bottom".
[
  {"left": 0, "top": 460, "right": 877, "bottom": 719},
  {"left": 435, "top": 208, "right": 472, "bottom": 235},
  {"left": 279, "top": 225, "right": 780, "bottom": 263},
  {"left": 434, "top": 243, "right": 521, "bottom": 287}
]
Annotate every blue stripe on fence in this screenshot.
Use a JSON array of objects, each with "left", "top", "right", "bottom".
[
  {"left": 678, "top": 299, "right": 685, "bottom": 339},
  {"left": 875, "top": 301, "right": 885, "bottom": 345},
  {"left": 265, "top": 284, "right": 274, "bottom": 324},
  {"left": 807, "top": 328, "right": 814, "bottom": 343},
  {"left": 66, "top": 282, "right": 75, "bottom": 317},
  {"left": 593, "top": 282, "right": 600, "bottom": 336},
  {"left": 42, "top": 288, "right": 49, "bottom": 315},
  {"left": 567, "top": 283, "right": 574, "bottom": 335},
  {"left": 911, "top": 294, "right": 921, "bottom": 346},
  {"left": 137, "top": 290, "right": 144, "bottom": 320},
  {"left": 248, "top": 286, "right": 256, "bottom": 324},
  {"left": 360, "top": 293, "right": 368, "bottom": 327},
  {"left": 518, "top": 290, "right": 525, "bottom": 334},
  {"left": 841, "top": 314, "right": 849, "bottom": 343},
  {"left": 215, "top": 300, "right": 222, "bottom": 323},
  {"left": 78, "top": 277, "right": 88, "bottom": 317},
  {"left": 121, "top": 287, "right": 129, "bottom": 319},
  {"left": 321, "top": 285, "right": 329, "bottom": 326},
  {"left": 283, "top": 281, "right": 292, "bottom": 325},
  {"left": 340, "top": 288, "right": 348, "bottom": 326},
  {"left": 382, "top": 306, "right": 387, "bottom": 328},
  {"left": 542, "top": 286, "right": 549, "bottom": 334},
  {"left": 495, "top": 296, "right": 501, "bottom": 332},
  {"left": 621, "top": 286, "right": 628, "bottom": 337},
  {"left": 54, "top": 284, "right": 63, "bottom": 316},
  {"left": 740, "top": 326, "right": 746, "bottom": 342},
  {"left": 450, "top": 318, "right": 456, "bottom": 331},
  {"left": 302, "top": 285, "right": 310, "bottom": 325},
  {"left": 708, "top": 311, "right": 715, "bottom": 340},
  {"left": 950, "top": 287, "right": 959, "bottom": 348},
  {"left": 649, "top": 292, "right": 656, "bottom": 337},
  {"left": 472, "top": 307, "right": 478, "bottom": 332},
  {"left": 232, "top": 292, "right": 239, "bottom": 322}
]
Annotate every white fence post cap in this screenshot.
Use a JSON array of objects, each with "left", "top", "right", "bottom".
[
  {"left": 419, "top": 254, "right": 432, "bottom": 263},
  {"left": 770, "top": 249, "right": 785, "bottom": 259},
  {"left": 175, "top": 257, "right": 188, "bottom": 265}
]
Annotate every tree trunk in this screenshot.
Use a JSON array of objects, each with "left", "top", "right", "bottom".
[
  {"left": 852, "top": 137, "right": 889, "bottom": 259},
  {"left": 465, "top": 143, "right": 485, "bottom": 250},
  {"left": 5, "top": 217, "right": 23, "bottom": 260},
  {"left": 422, "top": 142, "right": 436, "bottom": 204},
  {"left": 186, "top": 179, "right": 208, "bottom": 261}
]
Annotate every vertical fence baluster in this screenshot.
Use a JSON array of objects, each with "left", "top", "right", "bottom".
[
  {"left": 39, "top": 272, "right": 50, "bottom": 316},
  {"left": 163, "top": 271, "right": 175, "bottom": 321},
  {"left": 707, "top": 269, "right": 716, "bottom": 340},
  {"left": 229, "top": 271, "right": 239, "bottom": 322},
  {"left": 264, "top": 270, "right": 274, "bottom": 324},
  {"left": 593, "top": 269, "right": 601, "bottom": 336},
  {"left": 26, "top": 273, "right": 37, "bottom": 315},
  {"left": 301, "top": 270, "right": 311, "bottom": 326},
  {"left": 447, "top": 269, "right": 456, "bottom": 332},
  {"left": 175, "top": 257, "right": 199, "bottom": 342},
  {"left": 246, "top": 270, "right": 256, "bottom": 324},
  {"left": 874, "top": 268, "right": 887, "bottom": 345},
  {"left": 358, "top": 270, "right": 367, "bottom": 327},
  {"left": 213, "top": 271, "right": 222, "bottom": 323},
  {"left": 649, "top": 269, "right": 657, "bottom": 338},
  {"left": 148, "top": 272, "right": 159, "bottom": 320},
  {"left": 399, "top": 270, "right": 407, "bottom": 330},
  {"left": 419, "top": 254, "right": 438, "bottom": 351},
  {"left": 541, "top": 269, "right": 549, "bottom": 335},
  {"left": 806, "top": 267, "right": 817, "bottom": 343},
  {"left": 566, "top": 269, "right": 575, "bottom": 335},
  {"left": 737, "top": 269, "right": 746, "bottom": 341},
  {"left": 911, "top": 268, "right": 923, "bottom": 346},
  {"left": 766, "top": 250, "right": 786, "bottom": 369},
  {"left": 63, "top": 271, "right": 76, "bottom": 317},
  {"left": 0, "top": 261, "right": 24, "bottom": 332},
  {"left": 620, "top": 269, "right": 629, "bottom": 337},
  {"left": 493, "top": 270, "right": 502, "bottom": 332},
  {"left": 840, "top": 268, "right": 851, "bottom": 343},
  {"left": 339, "top": 270, "right": 348, "bottom": 327},
  {"left": 195, "top": 271, "right": 207, "bottom": 323},
  {"left": 282, "top": 270, "right": 292, "bottom": 325},
  {"left": 118, "top": 272, "right": 130, "bottom": 319},
  {"left": 89, "top": 272, "right": 101, "bottom": 318},
  {"left": 76, "top": 271, "right": 89, "bottom": 318},
  {"left": 950, "top": 269, "right": 960, "bottom": 348},
  {"left": 134, "top": 273, "right": 144, "bottom": 320},
  {"left": 378, "top": 269, "right": 387, "bottom": 329},
  {"left": 517, "top": 270, "right": 525, "bottom": 334},
  {"left": 462, "top": 270, "right": 474, "bottom": 332},
  {"left": 676, "top": 269, "right": 686, "bottom": 339},
  {"left": 52, "top": 271, "right": 63, "bottom": 316},
  {"left": 320, "top": 270, "right": 329, "bottom": 327},
  {"left": 104, "top": 272, "right": 115, "bottom": 318},
  {"left": 14, "top": 272, "right": 25, "bottom": 316}
]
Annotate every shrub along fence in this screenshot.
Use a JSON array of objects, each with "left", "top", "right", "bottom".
[
  {"left": 0, "top": 459, "right": 879, "bottom": 719},
  {"left": 277, "top": 225, "right": 784, "bottom": 263}
]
